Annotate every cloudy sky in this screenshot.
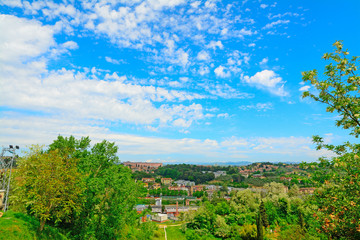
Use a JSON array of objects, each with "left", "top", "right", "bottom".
[{"left": 1, "top": 0, "right": 359, "bottom": 163}]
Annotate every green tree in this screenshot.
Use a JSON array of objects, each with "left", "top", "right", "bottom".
[
  {"left": 49, "top": 136, "right": 145, "bottom": 239},
  {"left": 298, "top": 209, "right": 305, "bottom": 230},
  {"left": 259, "top": 201, "right": 269, "bottom": 228},
  {"left": 288, "top": 184, "right": 301, "bottom": 197},
  {"left": 302, "top": 41, "right": 360, "bottom": 239},
  {"left": 256, "top": 211, "right": 264, "bottom": 240},
  {"left": 14, "top": 145, "right": 83, "bottom": 231}
]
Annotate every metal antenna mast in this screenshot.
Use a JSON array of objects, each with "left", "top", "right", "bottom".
[{"left": 0, "top": 145, "right": 19, "bottom": 212}]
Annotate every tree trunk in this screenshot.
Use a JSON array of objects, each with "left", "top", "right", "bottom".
[{"left": 39, "top": 218, "right": 46, "bottom": 232}]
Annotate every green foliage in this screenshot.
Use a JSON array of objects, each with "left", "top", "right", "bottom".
[
  {"left": 13, "top": 135, "right": 150, "bottom": 240},
  {"left": 193, "top": 190, "right": 206, "bottom": 198},
  {"left": 288, "top": 184, "right": 301, "bottom": 197},
  {"left": 278, "top": 198, "right": 289, "bottom": 219},
  {"left": 214, "top": 215, "right": 231, "bottom": 238},
  {"left": 302, "top": 40, "right": 360, "bottom": 138},
  {"left": 185, "top": 229, "right": 218, "bottom": 240},
  {"left": 277, "top": 225, "right": 305, "bottom": 240},
  {"left": 302, "top": 42, "right": 360, "bottom": 239},
  {"left": 238, "top": 223, "right": 257, "bottom": 240},
  {"left": 13, "top": 145, "right": 83, "bottom": 231},
  {"left": 230, "top": 189, "right": 260, "bottom": 213},
  {"left": 311, "top": 150, "right": 360, "bottom": 239},
  {"left": 187, "top": 203, "right": 216, "bottom": 233},
  {"left": 165, "top": 225, "right": 187, "bottom": 240},
  {"left": 263, "top": 201, "right": 279, "bottom": 226},
  {"left": 132, "top": 171, "right": 155, "bottom": 180},
  {"left": 215, "top": 201, "right": 230, "bottom": 216},
  {"left": 259, "top": 201, "right": 269, "bottom": 228},
  {"left": 256, "top": 212, "right": 264, "bottom": 240},
  {"left": 155, "top": 164, "right": 237, "bottom": 184}
]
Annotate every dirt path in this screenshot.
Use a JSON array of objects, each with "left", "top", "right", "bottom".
[{"left": 163, "top": 226, "right": 167, "bottom": 240}]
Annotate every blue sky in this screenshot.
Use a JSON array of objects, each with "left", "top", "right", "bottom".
[{"left": 1, "top": 0, "right": 359, "bottom": 163}]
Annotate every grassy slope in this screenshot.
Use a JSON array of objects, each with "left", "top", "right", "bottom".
[
  {"left": 166, "top": 225, "right": 186, "bottom": 240},
  {"left": 0, "top": 211, "right": 68, "bottom": 240}
]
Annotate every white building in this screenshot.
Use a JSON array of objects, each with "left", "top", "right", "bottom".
[{"left": 152, "top": 213, "right": 168, "bottom": 223}]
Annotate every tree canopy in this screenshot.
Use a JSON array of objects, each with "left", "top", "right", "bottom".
[
  {"left": 302, "top": 40, "right": 360, "bottom": 138},
  {"left": 302, "top": 41, "right": 360, "bottom": 239}
]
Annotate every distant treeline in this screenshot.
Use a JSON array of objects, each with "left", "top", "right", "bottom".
[{"left": 133, "top": 164, "right": 242, "bottom": 184}]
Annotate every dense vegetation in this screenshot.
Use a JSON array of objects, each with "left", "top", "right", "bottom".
[
  {"left": 184, "top": 183, "right": 323, "bottom": 240},
  {"left": 300, "top": 41, "right": 360, "bottom": 239}
]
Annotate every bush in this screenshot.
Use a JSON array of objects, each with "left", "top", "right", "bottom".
[{"left": 238, "top": 223, "right": 257, "bottom": 240}]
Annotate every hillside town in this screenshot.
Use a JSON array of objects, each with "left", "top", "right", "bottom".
[{"left": 124, "top": 161, "right": 316, "bottom": 223}]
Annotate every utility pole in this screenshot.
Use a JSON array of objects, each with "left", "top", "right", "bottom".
[{"left": 0, "top": 145, "right": 19, "bottom": 212}]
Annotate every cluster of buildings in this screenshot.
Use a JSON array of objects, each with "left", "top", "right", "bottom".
[
  {"left": 136, "top": 198, "right": 200, "bottom": 223},
  {"left": 202, "top": 170, "right": 227, "bottom": 178},
  {"left": 238, "top": 163, "right": 280, "bottom": 177},
  {"left": 141, "top": 177, "right": 206, "bottom": 196},
  {"left": 122, "top": 161, "right": 163, "bottom": 173}
]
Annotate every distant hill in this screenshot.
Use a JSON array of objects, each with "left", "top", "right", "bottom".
[{"left": 163, "top": 161, "right": 252, "bottom": 166}]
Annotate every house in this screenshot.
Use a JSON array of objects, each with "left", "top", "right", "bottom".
[
  {"left": 135, "top": 204, "right": 147, "bottom": 213},
  {"left": 299, "top": 187, "right": 315, "bottom": 194},
  {"left": 161, "top": 178, "right": 173, "bottom": 185},
  {"left": 152, "top": 213, "right": 168, "bottom": 223},
  {"left": 204, "top": 185, "right": 220, "bottom": 191},
  {"left": 280, "top": 177, "right": 292, "bottom": 181},
  {"left": 252, "top": 174, "right": 266, "bottom": 179},
  {"left": 168, "top": 186, "right": 188, "bottom": 192},
  {"left": 214, "top": 171, "right": 227, "bottom": 178},
  {"left": 190, "top": 185, "right": 204, "bottom": 195},
  {"left": 152, "top": 183, "right": 161, "bottom": 189},
  {"left": 151, "top": 206, "right": 162, "bottom": 213},
  {"left": 142, "top": 178, "right": 155, "bottom": 183},
  {"left": 174, "top": 180, "right": 195, "bottom": 187}
]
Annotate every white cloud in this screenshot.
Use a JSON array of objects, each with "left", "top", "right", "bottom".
[
  {"left": 1, "top": 0, "right": 22, "bottom": 7},
  {"left": 0, "top": 114, "right": 219, "bottom": 156},
  {"left": 260, "top": 4, "right": 268, "bottom": 9},
  {"left": 239, "top": 102, "right": 273, "bottom": 111},
  {"left": 0, "top": 0, "right": 264, "bottom": 71},
  {"left": 217, "top": 113, "right": 229, "bottom": 118},
  {"left": 200, "top": 82, "right": 253, "bottom": 99},
  {"left": 214, "top": 65, "right": 231, "bottom": 78},
  {"left": 299, "top": 85, "right": 310, "bottom": 91},
  {"left": 220, "top": 136, "right": 336, "bottom": 158},
  {"left": 0, "top": 14, "right": 207, "bottom": 129},
  {"left": 248, "top": 43, "right": 256, "bottom": 47},
  {"left": 263, "top": 20, "right": 290, "bottom": 30},
  {"left": 259, "top": 57, "right": 268, "bottom": 66},
  {"left": 197, "top": 50, "right": 211, "bottom": 61},
  {"left": 198, "top": 65, "right": 210, "bottom": 75},
  {"left": 62, "top": 41, "right": 78, "bottom": 50},
  {"left": 105, "top": 56, "right": 121, "bottom": 64},
  {"left": 0, "top": 14, "right": 55, "bottom": 63},
  {"left": 242, "top": 70, "right": 289, "bottom": 96},
  {"left": 0, "top": 113, "right": 336, "bottom": 161},
  {"left": 207, "top": 40, "right": 224, "bottom": 50}
]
